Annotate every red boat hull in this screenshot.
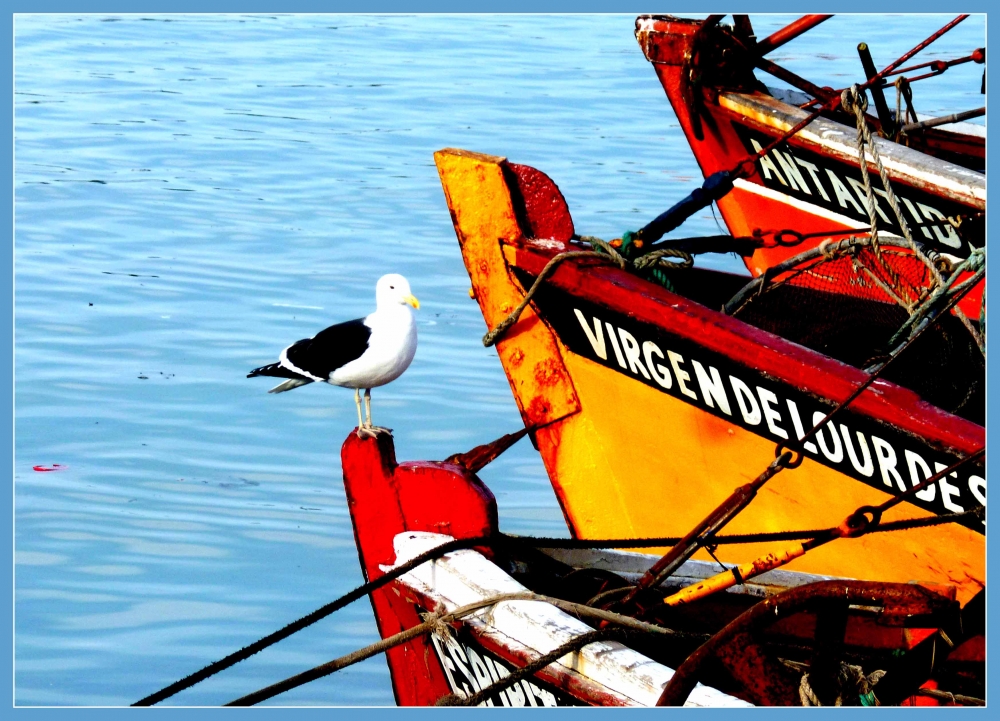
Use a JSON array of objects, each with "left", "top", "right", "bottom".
[{"left": 635, "top": 16, "right": 984, "bottom": 318}]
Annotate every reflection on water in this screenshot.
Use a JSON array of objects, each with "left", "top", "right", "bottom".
[{"left": 14, "top": 14, "right": 985, "bottom": 706}]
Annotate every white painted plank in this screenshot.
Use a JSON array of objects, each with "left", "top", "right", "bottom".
[{"left": 383, "top": 531, "right": 752, "bottom": 708}]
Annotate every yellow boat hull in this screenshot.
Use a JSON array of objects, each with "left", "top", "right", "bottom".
[{"left": 435, "top": 148, "right": 984, "bottom": 603}]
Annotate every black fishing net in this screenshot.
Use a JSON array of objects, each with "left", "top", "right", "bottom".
[{"left": 729, "top": 246, "right": 984, "bottom": 425}]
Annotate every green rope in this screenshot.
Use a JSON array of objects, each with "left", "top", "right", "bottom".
[
  {"left": 599, "top": 229, "right": 694, "bottom": 292},
  {"left": 483, "top": 234, "right": 692, "bottom": 347}
]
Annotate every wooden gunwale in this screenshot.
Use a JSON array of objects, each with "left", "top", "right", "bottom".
[
  {"left": 506, "top": 238, "right": 983, "bottom": 457},
  {"left": 716, "top": 91, "right": 985, "bottom": 208}
]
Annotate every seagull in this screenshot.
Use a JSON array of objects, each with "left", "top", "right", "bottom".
[{"left": 248, "top": 273, "right": 419, "bottom": 437}]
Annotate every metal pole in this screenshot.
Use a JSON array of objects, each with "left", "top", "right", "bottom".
[
  {"left": 754, "top": 14, "right": 832, "bottom": 56},
  {"left": 858, "top": 42, "right": 896, "bottom": 136},
  {"left": 877, "top": 14, "right": 969, "bottom": 80},
  {"left": 899, "top": 107, "right": 986, "bottom": 135}
]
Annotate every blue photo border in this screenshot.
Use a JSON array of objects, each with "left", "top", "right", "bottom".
[{"left": 4, "top": 1, "right": 993, "bottom": 717}]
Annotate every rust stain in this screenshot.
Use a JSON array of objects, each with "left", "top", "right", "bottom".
[
  {"left": 435, "top": 148, "right": 581, "bottom": 429},
  {"left": 534, "top": 357, "right": 565, "bottom": 387},
  {"left": 526, "top": 396, "right": 552, "bottom": 420}
]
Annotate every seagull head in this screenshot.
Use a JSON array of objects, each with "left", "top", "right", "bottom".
[{"left": 376, "top": 273, "right": 420, "bottom": 310}]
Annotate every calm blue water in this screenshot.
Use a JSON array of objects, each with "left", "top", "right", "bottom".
[{"left": 14, "top": 14, "right": 985, "bottom": 706}]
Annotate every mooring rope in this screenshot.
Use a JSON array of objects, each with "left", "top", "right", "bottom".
[
  {"left": 482, "top": 244, "right": 624, "bottom": 347},
  {"left": 226, "top": 591, "right": 691, "bottom": 706},
  {"left": 842, "top": 85, "right": 941, "bottom": 300},
  {"left": 136, "top": 499, "right": 982, "bottom": 707},
  {"left": 481, "top": 236, "right": 695, "bottom": 347},
  {"left": 131, "top": 534, "right": 493, "bottom": 706},
  {"left": 224, "top": 593, "right": 528, "bottom": 706},
  {"left": 224, "top": 502, "right": 981, "bottom": 706}
]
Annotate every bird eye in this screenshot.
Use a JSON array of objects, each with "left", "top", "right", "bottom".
[{"left": 390, "top": 285, "right": 395, "bottom": 289}]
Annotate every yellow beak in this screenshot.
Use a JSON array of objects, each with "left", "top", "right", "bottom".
[{"left": 404, "top": 294, "right": 420, "bottom": 310}]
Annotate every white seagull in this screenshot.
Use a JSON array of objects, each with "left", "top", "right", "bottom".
[{"left": 249, "top": 273, "right": 419, "bottom": 437}]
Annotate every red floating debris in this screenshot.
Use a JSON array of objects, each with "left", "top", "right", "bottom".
[{"left": 32, "top": 464, "right": 65, "bottom": 472}]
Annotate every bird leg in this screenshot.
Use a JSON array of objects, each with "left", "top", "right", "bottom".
[
  {"left": 355, "top": 388, "right": 375, "bottom": 438},
  {"left": 364, "top": 388, "right": 392, "bottom": 436}
]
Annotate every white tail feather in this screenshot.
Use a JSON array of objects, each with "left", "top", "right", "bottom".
[{"left": 268, "top": 378, "right": 311, "bottom": 394}]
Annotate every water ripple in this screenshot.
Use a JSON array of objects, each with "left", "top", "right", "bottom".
[{"left": 15, "top": 13, "right": 985, "bottom": 706}]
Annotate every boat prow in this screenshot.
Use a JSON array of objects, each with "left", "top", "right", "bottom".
[
  {"left": 340, "top": 430, "right": 984, "bottom": 706},
  {"left": 435, "top": 147, "right": 984, "bottom": 602}
]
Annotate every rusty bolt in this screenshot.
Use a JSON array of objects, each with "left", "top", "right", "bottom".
[{"left": 478, "top": 260, "right": 489, "bottom": 273}]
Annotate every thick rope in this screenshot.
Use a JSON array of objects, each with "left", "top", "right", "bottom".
[
  {"left": 482, "top": 236, "right": 694, "bottom": 347},
  {"left": 843, "top": 88, "right": 891, "bottom": 273},
  {"left": 842, "top": 85, "right": 943, "bottom": 290},
  {"left": 887, "top": 248, "right": 984, "bottom": 350},
  {"left": 894, "top": 77, "right": 918, "bottom": 132},
  {"left": 227, "top": 610, "right": 446, "bottom": 706},
  {"left": 225, "top": 593, "right": 530, "bottom": 706},
  {"left": 800, "top": 664, "right": 885, "bottom": 706},
  {"left": 913, "top": 688, "right": 985, "bottom": 706},
  {"left": 482, "top": 247, "right": 621, "bottom": 347},
  {"left": 138, "top": 501, "right": 982, "bottom": 706},
  {"left": 227, "top": 591, "right": 690, "bottom": 706},
  {"left": 132, "top": 534, "right": 495, "bottom": 705}
]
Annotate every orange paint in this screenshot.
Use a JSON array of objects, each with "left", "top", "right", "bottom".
[{"left": 436, "top": 148, "right": 983, "bottom": 603}]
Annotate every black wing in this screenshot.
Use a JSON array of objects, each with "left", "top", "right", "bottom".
[
  {"left": 247, "top": 361, "right": 308, "bottom": 380},
  {"left": 284, "top": 317, "right": 372, "bottom": 380}
]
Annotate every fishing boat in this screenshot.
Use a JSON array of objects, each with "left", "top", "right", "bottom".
[
  {"left": 433, "top": 13, "right": 985, "bottom": 604},
  {"left": 436, "top": 145, "right": 984, "bottom": 601},
  {"left": 635, "top": 14, "right": 985, "bottom": 318},
  {"left": 134, "top": 426, "right": 984, "bottom": 707},
  {"left": 338, "top": 430, "right": 984, "bottom": 706}
]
